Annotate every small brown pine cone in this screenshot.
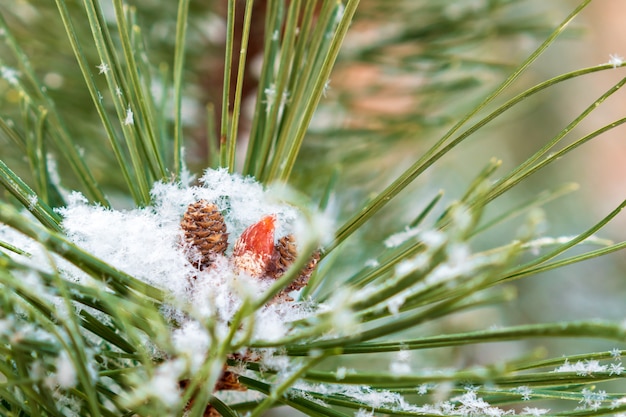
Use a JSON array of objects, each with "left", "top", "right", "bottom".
[
  {"left": 266, "top": 234, "right": 297, "bottom": 279},
  {"left": 181, "top": 200, "right": 228, "bottom": 270},
  {"left": 267, "top": 235, "right": 321, "bottom": 295},
  {"left": 286, "top": 249, "right": 321, "bottom": 293}
]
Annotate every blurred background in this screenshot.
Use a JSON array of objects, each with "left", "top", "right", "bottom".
[{"left": 1, "top": 0, "right": 625, "bottom": 414}]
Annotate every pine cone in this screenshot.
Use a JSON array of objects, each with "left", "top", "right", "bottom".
[
  {"left": 232, "top": 215, "right": 275, "bottom": 277},
  {"left": 181, "top": 200, "right": 228, "bottom": 270},
  {"left": 287, "top": 249, "right": 321, "bottom": 293},
  {"left": 267, "top": 234, "right": 321, "bottom": 294},
  {"left": 266, "top": 234, "right": 297, "bottom": 279}
]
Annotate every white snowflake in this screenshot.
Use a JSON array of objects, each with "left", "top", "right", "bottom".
[
  {"left": 124, "top": 106, "right": 134, "bottom": 125},
  {"left": 50, "top": 350, "right": 77, "bottom": 389},
  {"left": 384, "top": 226, "right": 421, "bottom": 248},
  {"left": 96, "top": 62, "right": 110, "bottom": 74},
  {"left": 521, "top": 407, "right": 550, "bottom": 416},
  {"left": 554, "top": 359, "right": 607, "bottom": 376},
  {"left": 453, "top": 391, "right": 512, "bottom": 417},
  {"left": 323, "top": 78, "right": 331, "bottom": 97},
  {"left": 609, "top": 362, "right": 624, "bottom": 376},
  {"left": 416, "top": 383, "right": 431, "bottom": 395},
  {"left": 512, "top": 385, "right": 533, "bottom": 401},
  {"left": 0, "top": 66, "right": 19, "bottom": 85},
  {"left": 608, "top": 53, "right": 624, "bottom": 68},
  {"left": 579, "top": 388, "right": 607, "bottom": 410}
]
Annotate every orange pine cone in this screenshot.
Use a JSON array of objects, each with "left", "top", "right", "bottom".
[{"left": 232, "top": 215, "right": 275, "bottom": 277}]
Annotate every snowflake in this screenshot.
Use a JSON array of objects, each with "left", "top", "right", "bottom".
[
  {"left": 579, "top": 388, "right": 607, "bottom": 410},
  {"left": 96, "top": 62, "right": 110, "bottom": 74},
  {"left": 416, "top": 384, "right": 429, "bottom": 395},
  {"left": 512, "top": 386, "right": 533, "bottom": 401},
  {"left": 323, "top": 78, "right": 331, "bottom": 97},
  {"left": 521, "top": 407, "right": 550, "bottom": 416},
  {"left": 609, "top": 362, "right": 624, "bottom": 376},
  {"left": 554, "top": 359, "right": 607, "bottom": 376},
  {"left": 453, "top": 391, "right": 512, "bottom": 417},
  {"left": 610, "top": 348, "right": 622, "bottom": 360},
  {"left": 124, "top": 106, "right": 134, "bottom": 125},
  {"left": 611, "top": 397, "right": 626, "bottom": 409},
  {"left": 0, "top": 66, "right": 19, "bottom": 85},
  {"left": 263, "top": 83, "right": 289, "bottom": 112},
  {"left": 48, "top": 350, "right": 77, "bottom": 389},
  {"left": 384, "top": 226, "right": 421, "bottom": 248},
  {"left": 608, "top": 53, "right": 624, "bottom": 68}
]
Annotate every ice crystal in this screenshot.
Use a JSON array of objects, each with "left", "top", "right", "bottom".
[
  {"left": 611, "top": 396, "right": 626, "bottom": 409},
  {"left": 452, "top": 391, "right": 513, "bottom": 416},
  {"left": 554, "top": 359, "right": 608, "bottom": 376},
  {"left": 512, "top": 385, "right": 533, "bottom": 401},
  {"left": 578, "top": 388, "right": 607, "bottom": 410},
  {"left": 123, "top": 106, "right": 134, "bottom": 125},
  {"left": 125, "top": 359, "right": 185, "bottom": 408},
  {"left": 416, "top": 384, "right": 430, "bottom": 395},
  {"left": 386, "top": 292, "right": 406, "bottom": 315},
  {"left": 384, "top": 226, "right": 421, "bottom": 248},
  {"left": 608, "top": 53, "right": 624, "bottom": 68},
  {"left": 0, "top": 66, "right": 19, "bottom": 85},
  {"left": 609, "top": 362, "right": 624, "bottom": 376},
  {"left": 96, "top": 62, "right": 110, "bottom": 74},
  {"left": 389, "top": 350, "right": 412, "bottom": 375},
  {"left": 610, "top": 348, "right": 622, "bottom": 359},
  {"left": 51, "top": 350, "right": 77, "bottom": 389},
  {"left": 521, "top": 407, "right": 549, "bottom": 416},
  {"left": 395, "top": 253, "right": 428, "bottom": 276},
  {"left": 364, "top": 258, "right": 379, "bottom": 268}
]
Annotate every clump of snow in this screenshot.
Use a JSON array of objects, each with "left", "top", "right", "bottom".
[
  {"left": 578, "top": 388, "right": 607, "bottom": 410},
  {"left": 553, "top": 359, "right": 608, "bottom": 376},
  {"left": 56, "top": 351, "right": 77, "bottom": 388},
  {"left": 452, "top": 390, "right": 513, "bottom": 416},
  {"left": 54, "top": 168, "right": 327, "bottom": 344},
  {"left": 512, "top": 386, "right": 533, "bottom": 401},
  {"left": 608, "top": 53, "right": 624, "bottom": 68},
  {"left": 521, "top": 407, "right": 550, "bottom": 416},
  {"left": 122, "top": 358, "right": 185, "bottom": 409},
  {"left": 384, "top": 226, "right": 421, "bottom": 248},
  {"left": 389, "top": 350, "right": 412, "bottom": 375}
]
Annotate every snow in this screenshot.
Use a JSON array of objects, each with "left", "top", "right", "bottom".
[
  {"left": 52, "top": 350, "right": 77, "bottom": 389},
  {"left": 0, "top": 169, "right": 330, "bottom": 368},
  {"left": 384, "top": 226, "right": 421, "bottom": 248},
  {"left": 54, "top": 169, "right": 320, "bottom": 338},
  {"left": 553, "top": 359, "right": 608, "bottom": 376}
]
